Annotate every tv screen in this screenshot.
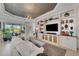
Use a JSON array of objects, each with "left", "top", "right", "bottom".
[{"left": 46, "top": 24, "right": 58, "bottom": 31}]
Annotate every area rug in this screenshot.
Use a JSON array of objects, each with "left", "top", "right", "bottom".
[{"left": 43, "top": 43, "right": 66, "bottom": 56}]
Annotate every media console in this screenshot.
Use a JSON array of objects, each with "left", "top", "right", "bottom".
[{"left": 37, "top": 33, "right": 77, "bottom": 51}]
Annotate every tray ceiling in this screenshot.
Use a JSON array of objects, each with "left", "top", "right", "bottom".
[{"left": 4, "top": 3, "right": 57, "bottom": 18}]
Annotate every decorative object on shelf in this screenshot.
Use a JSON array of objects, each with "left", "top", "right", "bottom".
[
  {"left": 37, "top": 22, "right": 39, "bottom": 25},
  {"left": 65, "top": 24, "right": 68, "bottom": 29},
  {"left": 40, "top": 31, "right": 44, "bottom": 33},
  {"left": 70, "top": 26, "right": 73, "bottom": 30},
  {"left": 49, "top": 18, "right": 53, "bottom": 20},
  {"left": 66, "top": 20, "right": 68, "bottom": 23},
  {"left": 64, "top": 12, "right": 70, "bottom": 17},
  {"left": 45, "top": 20, "right": 48, "bottom": 23},
  {"left": 40, "top": 24, "right": 43, "bottom": 26},
  {"left": 65, "top": 31, "right": 69, "bottom": 36},
  {"left": 60, "top": 31, "right": 65, "bottom": 35},
  {"left": 61, "top": 20, "right": 64, "bottom": 24},
  {"left": 54, "top": 17, "right": 59, "bottom": 19},
  {"left": 69, "top": 19, "right": 74, "bottom": 23},
  {"left": 40, "top": 28, "right": 43, "bottom": 30},
  {"left": 49, "top": 17, "right": 59, "bottom": 21},
  {"left": 70, "top": 31, "right": 74, "bottom": 36},
  {"left": 40, "top": 21, "right": 44, "bottom": 23},
  {"left": 60, "top": 31, "right": 68, "bottom": 36},
  {"left": 61, "top": 27, "right": 64, "bottom": 30}
]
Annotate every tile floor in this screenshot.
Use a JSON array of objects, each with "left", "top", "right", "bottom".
[
  {"left": 0, "top": 40, "right": 79, "bottom": 56},
  {"left": 0, "top": 41, "right": 11, "bottom": 56}
]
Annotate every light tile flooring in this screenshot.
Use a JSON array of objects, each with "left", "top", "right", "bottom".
[
  {"left": 65, "top": 49, "right": 79, "bottom": 56},
  {"left": 0, "top": 40, "right": 79, "bottom": 56},
  {"left": 0, "top": 41, "right": 11, "bottom": 56}
]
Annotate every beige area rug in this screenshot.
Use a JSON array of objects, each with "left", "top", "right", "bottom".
[{"left": 43, "top": 43, "right": 66, "bottom": 56}]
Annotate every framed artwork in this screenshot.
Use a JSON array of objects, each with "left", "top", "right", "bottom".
[{"left": 70, "top": 26, "right": 73, "bottom": 30}]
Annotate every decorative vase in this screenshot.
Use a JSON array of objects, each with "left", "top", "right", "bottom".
[{"left": 70, "top": 31, "right": 74, "bottom": 36}]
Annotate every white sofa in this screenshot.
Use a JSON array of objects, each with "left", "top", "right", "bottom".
[{"left": 11, "top": 36, "right": 44, "bottom": 56}]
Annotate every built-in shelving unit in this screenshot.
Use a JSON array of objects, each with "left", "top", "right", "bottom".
[
  {"left": 37, "top": 20, "right": 47, "bottom": 33},
  {"left": 35, "top": 8, "right": 77, "bottom": 51},
  {"left": 60, "top": 10, "right": 76, "bottom": 36}
]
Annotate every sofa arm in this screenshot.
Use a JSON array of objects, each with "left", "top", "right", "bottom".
[{"left": 30, "top": 47, "right": 44, "bottom": 56}]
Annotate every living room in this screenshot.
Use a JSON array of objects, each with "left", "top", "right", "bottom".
[{"left": 0, "top": 3, "right": 79, "bottom": 56}]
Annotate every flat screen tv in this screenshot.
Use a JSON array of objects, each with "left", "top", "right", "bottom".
[{"left": 46, "top": 23, "right": 58, "bottom": 31}]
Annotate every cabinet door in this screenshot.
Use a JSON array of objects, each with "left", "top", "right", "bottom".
[
  {"left": 59, "top": 36, "right": 68, "bottom": 47},
  {"left": 67, "top": 37, "right": 77, "bottom": 51},
  {"left": 59, "top": 36, "right": 77, "bottom": 51},
  {"left": 53, "top": 36, "right": 58, "bottom": 43}
]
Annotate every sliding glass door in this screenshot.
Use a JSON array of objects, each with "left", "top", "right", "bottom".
[{"left": 3, "top": 23, "right": 22, "bottom": 41}]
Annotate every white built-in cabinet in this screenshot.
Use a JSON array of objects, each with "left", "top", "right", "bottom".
[
  {"left": 38, "top": 33, "right": 77, "bottom": 51},
  {"left": 36, "top": 7, "right": 79, "bottom": 51},
  {"left": 59, "top": 36, "right": 77, "bottom": 51}
]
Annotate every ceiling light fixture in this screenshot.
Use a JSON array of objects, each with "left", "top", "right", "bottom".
[{"left": 27, "top": 15, "right": 32, "bottom": 19}]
